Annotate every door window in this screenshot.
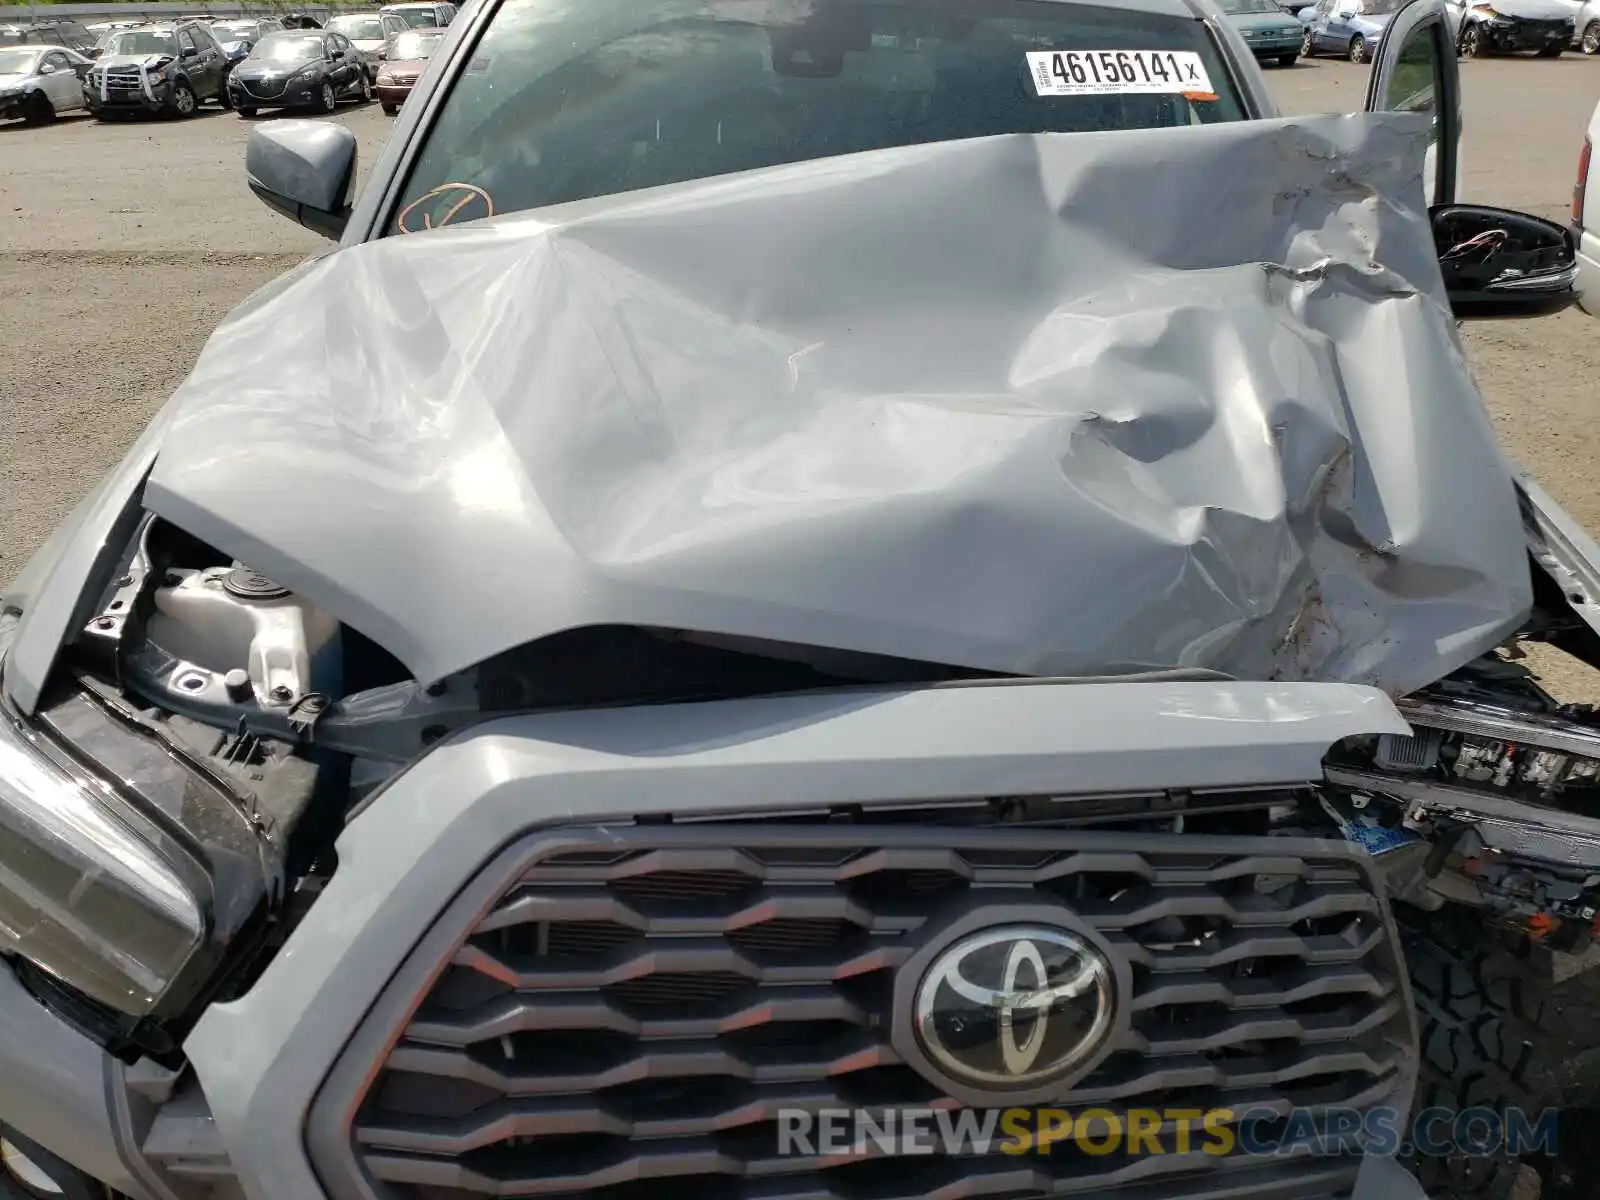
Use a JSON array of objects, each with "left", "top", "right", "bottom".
[
  {"left": 43, "top": 51, "right": 70, "bottom": 70},
  {"left": 325, "top": 35, "right": 341, "bottom": 57},
  {"left": 1367, "top": 1, "right": 1454, "bottom": 205},
  {"left": 178, "top": 29, "right": 198, "bottom": 54}
]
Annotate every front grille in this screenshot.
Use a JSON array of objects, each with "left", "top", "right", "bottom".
[
  {"left": 238, "top": 77, "right": 286, "bottom": 98},
  {"left": 97, "top": 69, "right": 143, "bottom": 93},
  {"left": 345, "top": 827, "right": 1413, "bottom": 1200}
]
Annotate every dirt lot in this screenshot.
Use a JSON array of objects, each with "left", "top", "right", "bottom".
[{"left": 2, "top": 56, "right": 1600, "bottom": 637}]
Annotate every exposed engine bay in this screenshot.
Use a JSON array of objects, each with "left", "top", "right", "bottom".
[{"left": 11, "top": 482, "right": 1598, "bottom": 1067}]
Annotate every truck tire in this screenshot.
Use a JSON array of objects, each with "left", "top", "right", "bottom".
[
  {"left": 22, "top": 91, "right": 54, "bottom": 125},
  {"left": 1399, "top": 912, "right": 1566, "bottom": 1199}
]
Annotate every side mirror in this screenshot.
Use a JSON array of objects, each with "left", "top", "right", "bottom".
[
  {"left": 1432, "top": 203, "right": 1577, "bottom": 317},
  {"left": 38, "top": 62, "right": 55, "bottom": 74},
  {"left": 181, "top": 46, "right": 199, "bottom": 58},
  {"left": 246, "top": 120, "right": 358, "bottom": 240}
]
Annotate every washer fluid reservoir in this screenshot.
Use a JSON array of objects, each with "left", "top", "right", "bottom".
[{"left": 145, "top": 566, "right": 341, "bottom": 708}]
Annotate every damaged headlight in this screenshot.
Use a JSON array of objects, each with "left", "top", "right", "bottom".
[{"left": 0, "top": 621, "right": 204, "bottom": 1023}]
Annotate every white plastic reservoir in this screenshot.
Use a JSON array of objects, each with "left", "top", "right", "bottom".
[{"left": 145, "top": 566, "right": 341, "bottom": 708}]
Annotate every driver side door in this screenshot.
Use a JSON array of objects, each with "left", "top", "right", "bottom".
[
  {"left": 325, "top": 33, "right": 355, "bottom": 92},
  {"left": 1365, "top": 0, "right": 1460, "bottom": 207},
  {"left": 38, "top": 51, "right": 79, "bottom": 111}
]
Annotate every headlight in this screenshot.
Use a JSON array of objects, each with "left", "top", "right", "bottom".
[
  {"left": 147, "top": 69, "right": 167, "bottom": 85},
  {"left": 0, "top": 624, "right": 205, "bottom": 1020}
]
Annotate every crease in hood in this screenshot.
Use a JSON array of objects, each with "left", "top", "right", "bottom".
[{"left": 144, "top": 113, "right": 1533, "bottom": 694}]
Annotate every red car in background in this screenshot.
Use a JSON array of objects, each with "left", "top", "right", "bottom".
[{"left": 373, "top": 25, "right": 442, "bottom": 114}]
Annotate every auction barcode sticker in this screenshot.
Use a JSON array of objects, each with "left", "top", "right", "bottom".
[{"left": 1025, "top": 50, "right": 1217, "bottom": 99}]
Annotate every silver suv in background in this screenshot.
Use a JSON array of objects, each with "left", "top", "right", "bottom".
[{"left": 83, "top": 21, "right": 230, "bottom": 117}]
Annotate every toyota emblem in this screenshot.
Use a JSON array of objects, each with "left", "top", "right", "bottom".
[{"left": 912, "top": 925, "right": 1116, "bottom": 1091}]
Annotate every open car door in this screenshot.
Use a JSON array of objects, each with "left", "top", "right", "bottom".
[
  {"left": 1364, "top": 0, "right": 1460, "bottom": 207},
  {"left": 1360, "top": 0, "right": 1575, "bottom": 313}
]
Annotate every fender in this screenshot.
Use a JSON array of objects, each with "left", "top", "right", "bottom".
[{"left": 1516, "top": 466, "right": 1600, "bottom": 661}]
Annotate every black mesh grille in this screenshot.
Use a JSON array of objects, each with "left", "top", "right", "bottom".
[{"left": 348, "top": 828, "right": 1411, "bottom": 1200}]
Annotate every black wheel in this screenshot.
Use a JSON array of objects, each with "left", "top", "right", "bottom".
[
  {"left": 1301, "top": 28, "right": 1315, "bottom": 56},
  {"left": 381, "top": 102, "right": 398, "bottom": 115},
  {"left": 1277, "top": 51, "right": 1298, "bottom": 67},
  {"left": 21, "top": 91, "right": 54, "bottom": 125},
  {"left": 317, "top": 80, "right": 336, "bottom": 113},
  {"left": 1583, "top": 19, "right": 1600, "bottom": 53},
  {"left": 217, "top": 84, "right": 234, "bottom": 110},
  {"left": 358, "top": 72, "right": 372, "bottom": 103},
  {"left": 1461, "top": 24, "right": 1485, "bottom": 56},
  {"left": 236, "top": 104, "right": 256, "bottom": 118},
  {"left": 169, "top": 81, "right": 197, "bottom": 117},
  {"left": 1398, "top": 910, "right": 1587, "bottom": 1199},
  {"left": 1348, "top": 33, "right": 1367, "bottom": 62}
]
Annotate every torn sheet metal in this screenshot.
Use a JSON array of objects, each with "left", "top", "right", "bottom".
[{"left": 144, "top": 113, "right": 1532, "bottom": 693}]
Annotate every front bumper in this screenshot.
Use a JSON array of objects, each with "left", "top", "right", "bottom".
[
  {"left": 1479, "top": 17, "right": 1572, "bottom": 50},
  {"left": 0, "top": 962, "right": 154, "bottom": 1199},
  {"left": 0, "top": 681, "right": 1431, "bottom": 1199},
  {"left": 228, "top": 77, "right": 320, "bottom": 109},
  {"left": 1243, "top": 34, "right": 1303, "bottom": 53},
  {"left": 84, "top": 80, "right": 174, "bottom": 115},
  {"left": 0, "top": 92, "right": 32, "bottom": 120},
  {"left": 373, "top": 81, "right": 415, "bottom": 106}
]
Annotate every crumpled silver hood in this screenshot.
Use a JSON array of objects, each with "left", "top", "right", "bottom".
[{"left": 144, "top": 113, "right": 1532, "bottom": 693}]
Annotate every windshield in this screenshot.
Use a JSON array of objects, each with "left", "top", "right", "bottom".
[
  {"left": 1217, "top": 0, "right": 1280, "bottom": 13},
  {"left": 0, "top": 47, "right": 40, "bottom": 73},
  {"left": 251, "top": 32, "right": 324, "bottom": 62},
  {"left": 330, "top": 15, "right": 387, "bottom": 39},
  {"left": 391, "top": 7, "right": 440, "bottom": 27},
  {"left": 106, "top": 30, "right": 177, "bottom": 55},
  {"left": 389, "top": 29, "right": 443, "bottom": 58},
  {"left": 213, "top": 21, "right": 259, "bottom": 39},
  {"left": 392, "top": 0, "right": 1246, "bottom": 235}
]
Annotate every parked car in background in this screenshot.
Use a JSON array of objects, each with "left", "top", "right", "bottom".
[
  {"left": 1298, "top": 0, "right": 1403, "bottom": 59},
  {"left": 326, "top": 12, "right": 408, "bottom": 70},
  {"left": 0, "top": 19, "right": 99, "bottom": 57},
  {"left": 1218, "top": 0, "right": 1304, "bottom": 64},
  {"left": 373, "top": 25, "right": 442, "bottom": 113},
  {"left": 0, "top": 44, "right": 91, "bottom": 123},
  {"left": 1577, "top": 98, "right": 1599, "bottom": 313},
  {"left": 210, "top": 18, "right": 273, "bottom": 57},
  {"left": 84, "top": 21, "right": 229, "bottom": 118},
  {"left": 379, "top": 1, "right": 458, "bottom": 29},
  {"left": 227, "top": 29, "right": 372, "bottom": 117},
  {"left": 1444, "top": 0, "right": 1575, "bottom": 53}
]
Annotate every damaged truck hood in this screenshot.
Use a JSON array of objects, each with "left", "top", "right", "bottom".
[{"left": 143, "top": 113, "right": 1532, "bottom": 694}]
